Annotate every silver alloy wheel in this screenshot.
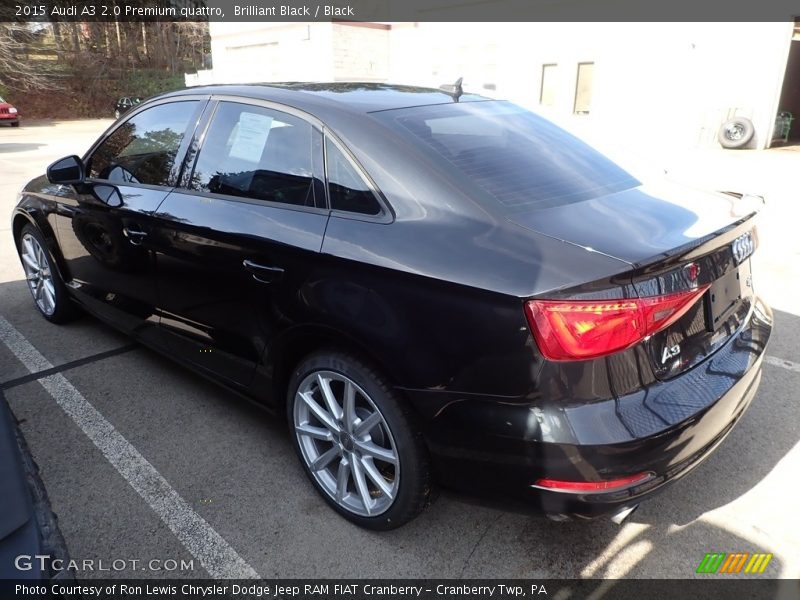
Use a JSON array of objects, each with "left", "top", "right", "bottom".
[
  {"left": 725, "top": 123, "right": 745, "bottom": 140},
  {"left": 20, "top": 232, "right": 56, "bottom": 316},
  {"left": 293, "top": 370, "right": 400, "bottom": 517}
]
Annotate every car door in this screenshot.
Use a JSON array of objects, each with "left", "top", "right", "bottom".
[
  {"left": 151, "top": 98, "right": 328, "bottom": 389},
  {"left": 54, "top": 97, "right": 206, "bottom": 343}
]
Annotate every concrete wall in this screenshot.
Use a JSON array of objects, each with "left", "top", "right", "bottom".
[
  {"left": 195, "top": 22, "right": 794, "bottom": 153},
  {"left": 192, "top": 22, "right": 389, "bottom": 85},
  {"left": 388, "top": 23, "right": 794, "bottom": 152},
  {"left": 331, "top": 23, "right": 390, "bottom": 82},
  {"left": 204, "top": 22, "right": 335, "bottom": 83}
]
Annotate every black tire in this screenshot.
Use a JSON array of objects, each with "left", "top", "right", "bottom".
[
  {"left": 718, "top": 117, "right": 754, "bottom": 149},
  {"left": 11, "top": 121, "right": 20, "bottom": 127},
  {"left": 11, "top": 406, "right": 74, "bottom": 580},
  {"left": 17, "top": 224, "right": 79, "bottom": 324},
  {"left": 287, "top": 351, "right": 433, "bottom": 530}
]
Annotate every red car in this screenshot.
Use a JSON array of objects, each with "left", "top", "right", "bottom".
[{"left": 0, "top": 96, "right": 20, "bottom": 127}]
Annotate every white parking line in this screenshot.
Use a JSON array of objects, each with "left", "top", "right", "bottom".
[
  {"left": 764, "top": 355, "right": 800, "bottom": 374},
  {"left": 0, "top": 315, "right": 260, "bottom": 580}
]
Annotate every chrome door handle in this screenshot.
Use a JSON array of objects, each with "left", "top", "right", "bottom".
[
  {"left": 122, "top": 227, "right": 148, "bottom": 245},
  {"left": 243, "top": 259, "right": 284, "bottom": 283}
]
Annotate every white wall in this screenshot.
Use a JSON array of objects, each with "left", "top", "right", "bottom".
[
  {"left": 198, "top": 22, "right": 793, "bottom": 153},
  {"left": 206, "top": 22, "right": 335, "bottom": 83},
  {"left": 388, "top": 22, "right": 794, "bottom": 152},
  {"left": 331, "top": 24, "right": 390, "bottom": 81},
  {"left": 198, "top": 22, "right": 390, "bottom": 85}
]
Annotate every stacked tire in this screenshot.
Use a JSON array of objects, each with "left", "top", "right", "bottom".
[{"left": 718, "top": 117, "right": 754, "bottom": 149}]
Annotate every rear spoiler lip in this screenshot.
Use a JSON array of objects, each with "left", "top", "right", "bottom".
[
  {"left": 625, "top": 210, "right": 759, "bottom": 277},
  {"left": 525, "top": 205, "right": 759, "bottom": 276}
]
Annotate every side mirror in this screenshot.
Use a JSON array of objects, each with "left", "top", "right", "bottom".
[{"left": 47, "top": 155, "right": 85, "bottom": 185}]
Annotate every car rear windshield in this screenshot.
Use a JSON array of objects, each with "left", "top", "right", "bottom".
[{"left": 376, "top": 101, "right": 638, "bottom": 211}]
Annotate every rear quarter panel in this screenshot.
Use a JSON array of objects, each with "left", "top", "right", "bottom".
[{"left": 296, "top": 246, "right": 533, "bottom": 396}]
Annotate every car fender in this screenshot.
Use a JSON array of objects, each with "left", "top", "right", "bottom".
[
  {"left": 12, "top": 203, "right": 71, "bottom": 285},
  {"left": 256, "top": 321, "right": 407, "bottom": 412}
]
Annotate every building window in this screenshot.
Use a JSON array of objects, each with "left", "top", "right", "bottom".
[
  {"left": 573, "top": 62, "right": 594, "bottom": 114},
  {"left": 539, "top": 64, "right": 558, "bottom": 107}
]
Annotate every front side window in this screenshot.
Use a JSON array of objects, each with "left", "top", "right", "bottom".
[
  {"left": 190, "top": 102, "right": 317, "bottom": 207},
  {"left": 88, "top": 101, "right": 199, "bottom": 186},
  {"left": 326, "top": 139, "right": 381, "bottom": 216}
]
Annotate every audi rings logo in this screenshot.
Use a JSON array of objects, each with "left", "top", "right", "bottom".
[{"left": 732, "top": 232, "right": 754, "bottom": 265}]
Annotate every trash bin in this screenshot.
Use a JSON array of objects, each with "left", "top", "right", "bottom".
[{"left": 772, "top": 111, "right": 794, "bottom": 143}]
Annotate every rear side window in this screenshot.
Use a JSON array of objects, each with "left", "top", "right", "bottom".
[
  {"left": 89, "top": 101, "right": 199, "bottom": 186},
  {"left": 190, "top": 102, "right": 318, "bottom": 208},
  {"left": 378, "top": 101, "right": 638, "bottom": 211},
  {"left": 326, "top": 139, "right": 381, "bottom": 216}
]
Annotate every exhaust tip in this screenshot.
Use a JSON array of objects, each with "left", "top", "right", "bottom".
[
  {"left": 610, "top": 504, "right": 639, "bottom": 525},
  {"left": 545, "top": 513, "right": 572, "bottom": 522}
]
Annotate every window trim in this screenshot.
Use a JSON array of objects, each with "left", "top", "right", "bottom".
[
  {"left": 179, "top": 95, "right": 329, "bottom": 216},
  {"left": 322, "top": 130, "right": 393, "bottom": 223},
  {"left": 82, "top": 95, "right": 209, "bottom": 190}
]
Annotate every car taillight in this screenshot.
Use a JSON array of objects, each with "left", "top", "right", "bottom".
[{"left": 524, "top": 286, "right": 709, "bottom": 361}]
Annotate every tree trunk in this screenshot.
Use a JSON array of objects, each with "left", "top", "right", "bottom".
[
  {"left": 69, "top": 22, "right": 80, "bottom": 53},
  {"left": 114, "top": 19, "right": 122, "bottom": 64},
  {"left": 141, "top": 22, "right": 149, "bottom": 64}
]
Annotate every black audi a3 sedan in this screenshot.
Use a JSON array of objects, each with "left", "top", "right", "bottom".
[{"left": 12, "top": 83, "right": 771, "bottom": 529}]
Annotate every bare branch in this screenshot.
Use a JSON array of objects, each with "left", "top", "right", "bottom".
[{"left": 0, "top": 24, "right": 59, "bottom": 91}]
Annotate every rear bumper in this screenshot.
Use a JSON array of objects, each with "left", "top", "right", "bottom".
[
  {"left": 407, "top": 297, "right": 772, "bottom": 519},
  {"left": 533, "top": 362, "right": 761, "bottom": 519}
]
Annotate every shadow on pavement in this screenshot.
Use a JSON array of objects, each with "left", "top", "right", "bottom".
[
  {"left": 0, "top": 276, "right": 796, "bottom": 579},
  {"left": 0, "top": 143, "right": 47, "bottom": 153}
]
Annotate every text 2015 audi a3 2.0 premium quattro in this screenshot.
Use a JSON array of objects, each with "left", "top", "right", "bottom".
[{"left": 12, "top": 83, "right": 771, "bottom": 529}]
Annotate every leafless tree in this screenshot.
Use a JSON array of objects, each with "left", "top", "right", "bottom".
[
  {"left": 0, "top": 24, "right": 58, "bottom": 90},
  {"left": 1, "top": 19, "right": 209, "bottom": 115}
]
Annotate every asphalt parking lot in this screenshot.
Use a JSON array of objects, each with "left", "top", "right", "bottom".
[{"left": 1, "top": 120, "right": 798, "bottom": 581}]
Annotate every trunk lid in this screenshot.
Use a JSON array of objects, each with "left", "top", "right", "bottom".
[
  {"left": 506, "top": 181, "right": 753, "bottom": 266},
  {"left": 632, "top": 223, "right": 757, "bottom": 380},
  {"left": 510, "top": 182, "right": 760, "bottom": 378}
]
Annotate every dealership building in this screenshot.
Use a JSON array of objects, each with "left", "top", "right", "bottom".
[{"left": 187, "top": 21, "right": 800, "bottom": 151}]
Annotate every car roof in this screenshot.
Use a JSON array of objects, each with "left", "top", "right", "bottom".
[{"left": 164, "top": 82, "right": 490, "bottom": 116}]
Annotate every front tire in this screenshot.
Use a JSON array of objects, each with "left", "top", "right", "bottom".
[
  {"left": 17, "top": 224, "right": 77, "bottom": 323},
  {"left": 287, "top": 351, "right": 433, "bottom": 530}
]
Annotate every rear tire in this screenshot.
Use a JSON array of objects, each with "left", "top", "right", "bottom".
[
  {"left": 287, "top": 351, "right": 433, "bottom": 530},
  {"left": 17, "top": 224, "right": 78, "bottom": 324}
]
